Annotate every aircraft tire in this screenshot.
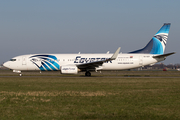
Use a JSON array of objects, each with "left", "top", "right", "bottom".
[{"left": 85, "top": 71, "right": 91, "bottom": 76}]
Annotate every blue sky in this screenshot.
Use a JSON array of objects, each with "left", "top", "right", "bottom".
[{"left": 0, "top": 0, "right": 179, "bottom": 64}]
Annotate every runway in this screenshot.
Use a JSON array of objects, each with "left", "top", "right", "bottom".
[
  {"left": 1, "top": 70, "right": 180, "bottom": 78},
  {"left": 0, "top": 75, "right": 180, "bottom": 78}
]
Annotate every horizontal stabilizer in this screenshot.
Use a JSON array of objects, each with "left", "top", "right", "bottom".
[{"left": 153, "top": 52, "right": 175, "bottom": 58}]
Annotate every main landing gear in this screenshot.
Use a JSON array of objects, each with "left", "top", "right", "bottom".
[{"left": 85, "top": 71, "right": 91, "bottom": 76}]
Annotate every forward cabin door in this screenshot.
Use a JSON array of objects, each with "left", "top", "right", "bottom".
[{"left": 22, "top": 56, "right": 27, "bottom": 65}]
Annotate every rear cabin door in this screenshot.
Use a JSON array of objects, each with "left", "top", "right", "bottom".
[{"left": 139, "top": 56, "right": 143, "bottom": 65}]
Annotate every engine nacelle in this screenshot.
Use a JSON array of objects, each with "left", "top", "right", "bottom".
[{"left": 61, "top": 66, "right": 78, "bottom": 74}]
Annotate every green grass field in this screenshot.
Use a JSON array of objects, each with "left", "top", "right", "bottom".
[{"left": 0, "top": 70, "right": 180, "bottom": 119}]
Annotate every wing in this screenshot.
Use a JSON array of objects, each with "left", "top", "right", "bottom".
[{"left": 76, "top": 47, "right": 121, "bottom": 71}]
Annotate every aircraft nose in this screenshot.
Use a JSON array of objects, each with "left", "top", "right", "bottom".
[{"left": 3, "top": 61, "right": 9, "bottom": 68}]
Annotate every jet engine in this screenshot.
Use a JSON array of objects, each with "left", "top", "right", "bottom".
[{"left": 61, "top": 66, "right": 78, "bottom": 74}]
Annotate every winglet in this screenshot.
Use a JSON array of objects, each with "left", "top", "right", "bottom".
[{"left": 110, "top": 47, "right": 121, "bottom": 60}]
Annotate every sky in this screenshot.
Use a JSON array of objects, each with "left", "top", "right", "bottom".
[{"left": 0, "top": 0, "right": 180, "bottom": 65}]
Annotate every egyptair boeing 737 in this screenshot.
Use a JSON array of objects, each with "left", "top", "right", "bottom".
[{"left": 3, "top": 23, "right": 175, "bottom": 76}]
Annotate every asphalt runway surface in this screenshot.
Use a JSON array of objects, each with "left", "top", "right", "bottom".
[
  {"left": 1, "top": 70, "right": 180, "bottom": 78},
  {"left": 0, "top": 75, "right": 180, "bottom": 78}
]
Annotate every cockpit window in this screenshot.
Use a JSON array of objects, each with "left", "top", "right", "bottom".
[{"left": 10, "top": 59, "right": 16, "bottom": 61}]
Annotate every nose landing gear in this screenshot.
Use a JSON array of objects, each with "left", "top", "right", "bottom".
[{"left": 13, "top": 70, "right": 22, "bottom": 76}]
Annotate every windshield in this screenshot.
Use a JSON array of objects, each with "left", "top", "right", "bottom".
[{"left": 10, "top": 59, "right": 16, "bottom": 61}]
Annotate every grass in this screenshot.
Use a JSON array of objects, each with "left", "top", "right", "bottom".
[{"left": 0, "top": 71, "right": 180, "bottom": 119}]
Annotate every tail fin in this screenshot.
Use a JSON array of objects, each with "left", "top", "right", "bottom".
[{"left": 129, "top": 23, "right": 171, "bottom": 54}]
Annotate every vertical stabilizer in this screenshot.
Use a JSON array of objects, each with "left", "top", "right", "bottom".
[{"left": 129, "top": 23, "right": 171, "bottom": 54}]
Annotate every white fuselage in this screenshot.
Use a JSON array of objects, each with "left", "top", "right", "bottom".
[{"left": 3, "top": 53, "right": 163, "bottom": 71}]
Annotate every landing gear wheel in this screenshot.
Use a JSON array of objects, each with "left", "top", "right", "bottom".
[{"left": 85, "top": 71, "right": 91, "bottom": 76}]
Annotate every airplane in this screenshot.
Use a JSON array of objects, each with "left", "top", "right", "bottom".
[{"left": 3, "top": 23, "right": 175, "bottom": 76}]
